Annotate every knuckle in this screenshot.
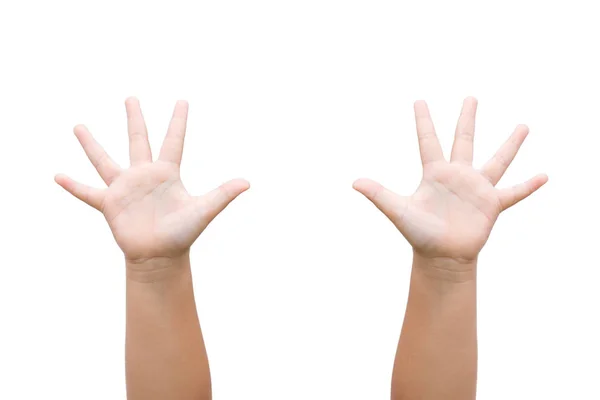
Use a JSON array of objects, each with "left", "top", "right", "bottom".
[
  {"left": 456, "top": 130, "right": 474, "bottom": 139},
  {"left": 494, "top": 153, "right": 510, "bottom": 168},
  {"left": 418, "top": 131, "right": 437, "bottom": 141}
]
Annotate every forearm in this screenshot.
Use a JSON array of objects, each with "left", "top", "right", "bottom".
[
  {"left": 125, "top": 254, "right": 211, "bottom": 400},
  {"left": 391, "top": 252, "right": 477, "bottom": 400}
]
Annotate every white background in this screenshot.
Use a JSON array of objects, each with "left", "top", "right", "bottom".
[{"left": 1, "top": 1, "right": 598, "bottom": 399}]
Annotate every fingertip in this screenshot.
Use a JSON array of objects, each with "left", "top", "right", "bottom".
[
  {"left": 414, "top": 99, "right": 427, "bottom": 108},
  {"left": 54, "top": 173, "right": 71, "bottom": 189},
  {"left": 516, "top": 124, "right": 530, "bottom": 134},
  {"left": 352, "top": 177, "right": 369, "bottom": 191},
  {"left": 413, "top": 100, "right": 431, "bottom": 117},
  {"left": 524, "top": 174, "right": 548, "bottom": 197},
  {"left": 237, "top": 178, "right": 251, "bottom": 192},
  {"left": 462, "top": 96, "right": 478, "bottom": 109},
  {"left": 226, "top": 178, "right": 251, "bottom": 194},
  {"left": 172, "top": 100, "right": 189, "bottom": 118},
  {"left": 73, "top": 124, "right": 87, "bottom": 135},
  {"left": 537, "top": 173, "right": 549, "bottom": 185},
  {"left": 352, "top": 178, "right": 381, "bottom": 196},
  {"left": 125, "top": 96, "right": 139, "bottom": 105}
]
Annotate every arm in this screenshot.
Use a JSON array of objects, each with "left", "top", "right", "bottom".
[
  {"left": 126, "top": 255, "right": 211, "bottom": 400},
  {"left": 392, "top": 254, "right": 477, "bottom": 399},
  {"left": 55, "top": 97, "right": 249, "bottom": 400},
  {"left": 353, "top": 97, "right": 547, "bottom": 399}
]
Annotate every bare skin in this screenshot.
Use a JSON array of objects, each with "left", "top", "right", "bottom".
[
  {"left": 353, "top": 97, "right": 547, "bottom": 399},
  {"left": 56, "top": 97, "right": 249, "bottom": 400}
]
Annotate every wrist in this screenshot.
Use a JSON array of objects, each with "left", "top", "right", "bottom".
[
  {"left": 126, "top": 253, "right": 191, "bottom": 283},
  {"left": 412, "top": 251, "right": 477, "bottom": 283}
]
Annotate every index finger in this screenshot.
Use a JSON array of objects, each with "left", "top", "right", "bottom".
[
  {"left": 414, "top": 100, "right": 444, "bottom": 166},
  {"left": 125, "top": 97, "right": 152, "bottom": 166},
  {"left": 159, "top": 100, "right": 189, "bottom": 166}
]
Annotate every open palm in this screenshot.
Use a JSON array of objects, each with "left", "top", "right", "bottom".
[
  {"left": 55, "top": 98, "right": 249, "bottom": 262},
  {"left": 353, "top": 98, "right": 547, "bottom": 261}
]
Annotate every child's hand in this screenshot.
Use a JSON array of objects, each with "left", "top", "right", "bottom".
[
  {"left": 353, "top": 98, "right": 547, "bottom": 264},
  {"left": 56, "top": 98, "right": 249, "bottom": 264}
]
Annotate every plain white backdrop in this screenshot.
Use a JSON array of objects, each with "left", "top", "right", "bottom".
[{"left": 1, "top": 0, "right": 598, "bottom": 399}]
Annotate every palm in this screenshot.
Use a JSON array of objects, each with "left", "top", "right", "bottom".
[
  {"left": 405, "top": 162, "right": 500, "bottom": 260},
  {"left": 56, "top": 98, "right": 249, "bottom": 262},
  {"left": 354, "top": 98, "right": 546, "bottom": 261},
  {"left": 103, "top": 162, "right": 197, "bottom": 260}
]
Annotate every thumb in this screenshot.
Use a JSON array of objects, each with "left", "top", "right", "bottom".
[
  {"left": 352, "top": 178, "right": 409, "bottom": 231},
  {"left": 193, "top": 178, "right": 251, "bottom": 229}
]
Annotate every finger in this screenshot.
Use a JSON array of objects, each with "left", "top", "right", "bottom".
[
  {"left": 194, "top": 178, "right": 251, "bottom": 229},
  {"left": 159, "top": 100, "right": 189, "bottom": 165},
  {"left": 352, "top": 178, "right": 409, "bottom": 231},
  {"left": 73, "top": 125, "right": 121, "bottom": 185},
  {"left": 450, "top": 96, "right": 478, "bottom": 165},
  {"left": 498, "top": 174, "right": 548, "bottom": 211},
  {"left": 125, "top": 97, "right": 152, "bottom": 165},
  {"left": 481, "top": 124, "right": 529, "bottom": 185},
  {"left": 414, "top": 100, "right": 444, "bottom": 167},
  {"left": 54, "top": 174, "right": 105, "bottom": 211}
]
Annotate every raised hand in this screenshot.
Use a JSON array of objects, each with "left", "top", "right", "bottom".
[
  {"left": 55, "top": 98, "right": 249, "bottom": 264},
  {"left": 353, "top": 97, "right": 547, "bottom": 263}
]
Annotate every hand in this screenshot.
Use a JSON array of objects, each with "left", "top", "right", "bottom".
[
  {"left": 55, "top": 98, "right": 249, "bottom": 264},
  {"left": 353, "top": 97, "right": 547, "bottom": 263}
]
